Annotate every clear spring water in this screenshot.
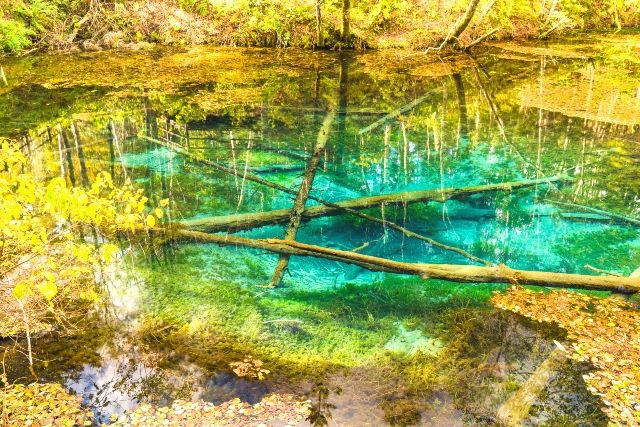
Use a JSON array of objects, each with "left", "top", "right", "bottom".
[{"left": 1, "top": 35, "right": 640, "bottom": 425}]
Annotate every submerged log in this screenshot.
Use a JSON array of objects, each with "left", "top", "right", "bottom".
[
  {"left": 183, "top": 176, "right": 570, "bottom": 233},
  {"left": 496, "top": 349, "right": 567, "bottom": 425},
  {"left": 141, "top": 134, "right": 492, "bottom": 265},
  {"left": 166, "top": 229, "right": 640, "bottom": 294},
  {"left": 223, "top": 163, "right": 305, "bottom": 174},
  {"left": 270, "top": 106, "right": 336, "bottom": 287},
  {"left": 548, "top": 199, "right": 640, "bottom": 227}
]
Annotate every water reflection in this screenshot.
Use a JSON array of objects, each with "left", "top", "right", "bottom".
[
  {"left": 2, "top": 37, "right": 640, "bottom": 425},
  {"left": 306, "top": 382, "right": 341, "bottom": 426}
]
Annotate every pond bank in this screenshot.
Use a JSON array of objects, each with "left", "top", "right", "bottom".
[{"left": 2, "top": 0, "right": 640, "bottom": 55}]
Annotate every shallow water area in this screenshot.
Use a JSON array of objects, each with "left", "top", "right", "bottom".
[{"left": 2, "top": 33, "right": 640, "bottom": 425}]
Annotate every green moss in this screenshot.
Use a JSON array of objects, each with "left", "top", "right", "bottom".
[
  {"left": 554, "top": 227, "right": 640, "bottom": 275},
  {"left": 132, "top": 245, "right": 506, "bottom": 382}
]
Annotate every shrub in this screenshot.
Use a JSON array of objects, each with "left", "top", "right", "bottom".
[{"left": 0, "top": 18, "right": 32, "bottom": 52}]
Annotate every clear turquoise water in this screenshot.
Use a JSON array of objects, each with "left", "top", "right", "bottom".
[{"left": 1, "top": 38, "right": 640, "bottom": 425}]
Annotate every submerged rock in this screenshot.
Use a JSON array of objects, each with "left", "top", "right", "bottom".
[{"left": 384, "top": 322, "right": 443, "bottom": 356}]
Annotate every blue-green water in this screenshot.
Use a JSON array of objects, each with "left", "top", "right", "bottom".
[{"left": 2, "top": 36, "right": 640, "bottom": 425}]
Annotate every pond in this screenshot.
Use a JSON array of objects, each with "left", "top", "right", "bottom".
[{"left": 1, "top": 34, "right": 640, "bottom": 425}]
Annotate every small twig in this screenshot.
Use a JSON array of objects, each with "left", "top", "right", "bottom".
[
  {"left": 584, "top": 264, "right": 623, "bottom": 277},
  {"left": 0, "top": 66, "right": 7, "bottom": 87},
  {"left": 16, "top": 298, "right": 37, "bottom": 381},
  {"left": 351, "top": 242, "right": 370, "bottom": 253},
  {"left": 464, "top": 28, "right": 499, "bottom": 50},
  {"left": 262, "top": 319, "right": 303, "bottom": 324}
]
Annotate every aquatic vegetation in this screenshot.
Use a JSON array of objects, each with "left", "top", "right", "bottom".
[
  {"left": 552, "top": 227, "right": 640, "bottom": 275},
  {"left": 134, "top": 245, "right": 521, "bottom": 393},
  {"left": 493, "top": 287, "right": 640, "bottom": 425},
  {"left": 380, "top": 397, "right": 423, "bottom": 426}
]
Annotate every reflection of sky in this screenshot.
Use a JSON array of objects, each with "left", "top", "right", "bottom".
[
  {"left": 100, "top": 250, "right": 145, "bottom": 320},
  {"left": 67, "top": 263, "right": 148, "bottom": 421},
  {"left": 66, "top": 260, "right": 271, "bottom": 421},
  {"left": 65, "top": 347, "right": 153, "bottom": 421}
]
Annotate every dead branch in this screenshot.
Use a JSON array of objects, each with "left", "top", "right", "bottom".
[
  {"left": 182, "top": 175, "right": 571, "bottom": 233},
  {"left": 464, "top": 28, "right": 499, "bottom": 50},
  {"left": 270, "top": 106, "right": 336, "bottom": 287},
  {"left": 165, "top": 229, "right": 640, "bottom": 294},
  {"left": 584, "top": 264, "right": 623, "bottom": 277},
  {"left": 142, "top": 134, "right": 495, "bottom": 265}
]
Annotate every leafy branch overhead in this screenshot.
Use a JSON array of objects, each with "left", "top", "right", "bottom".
[{"left": 0, "top": 141, "right": 165, "bottom": 337}]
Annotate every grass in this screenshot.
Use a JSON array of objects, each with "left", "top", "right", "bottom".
[{"left": 134, "top": 244, "right": 506, "bottom": 378}]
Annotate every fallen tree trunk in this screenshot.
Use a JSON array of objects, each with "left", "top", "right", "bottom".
[
  {"left": 165, "top": 229, "right": 640, "bottom": 294},
  {"left": 141, "top": 134, "right": 490, "bottom": 265},
  {"left": 496, "top": 349, "right": 567, "bottom": 425},
  {"left": 183, "top": 176, "right": 570, "bottom": 233},
  {"left": 270, "top": 106, "right": 336, "bottom": 287}
]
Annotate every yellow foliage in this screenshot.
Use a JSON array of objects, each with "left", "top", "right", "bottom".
[
  {"left": 0, "top": 141, "right": 162, "bottom": 337},
  {"left": 492, "top": 287, "right": 640, "bottom": 426},
  {"left": 229, "top": 356, "right": 270, "bottom": 380},
  {"left": 112, "top": 394, "right": 310, "bottom": 426},
  {"left": 0, "top": 382, "right": 92, "bottom": 426}
]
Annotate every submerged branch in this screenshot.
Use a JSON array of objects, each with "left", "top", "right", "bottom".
[
  {"left": 584, "top": 264, "right": 623, "bottom": 277},
  {"left": 269, "top": 105, "right": 336, "bottom": 287},
  {"left": 496, "top": 348, "right": 567, "bottom": 425},
  {"left": 142, "top": 134, "right": 494, "bottom": 265},
  {"left": 182, "top": 175, "right": 571, "bottom": 234},
  {"left": 547, "top": 199, "right": 640, "bottom": 227},
  {"left": 165, "top": 229, "right": 640, "bottom": 294}
]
